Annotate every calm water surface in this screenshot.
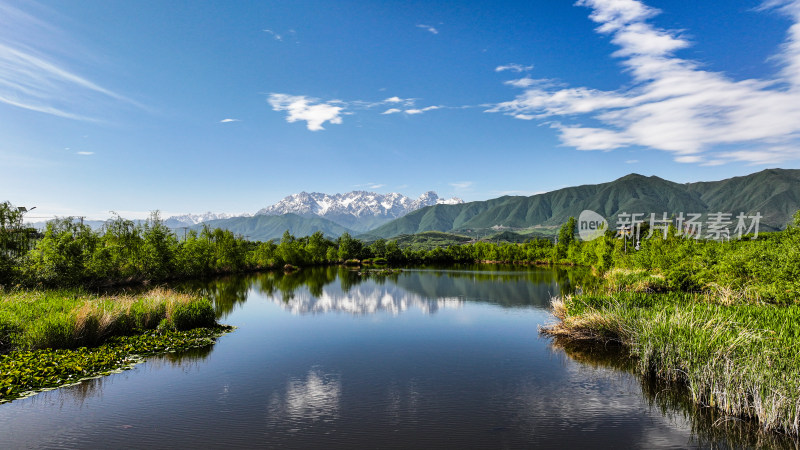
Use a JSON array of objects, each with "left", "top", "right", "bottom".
[{"left": 0, "top": 266, "right": 788, "bottom": 448}]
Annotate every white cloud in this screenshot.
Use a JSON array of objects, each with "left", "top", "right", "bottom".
[
  {"left": 219, "top": 118, "right": 240, "bottom": 123},
  {"left": 495, "top": 63, "right": 533, "bottom": 73},
  {"left": 0, "top": 3, "right": 142, "bottom": 121},
  {"left": 416, "top": 24, "right": 439, "bottom": 34},
  {"left": 76, "top": 151, "right": 93, "bottom": 155},
  {"left": 268, "top": 93, "right": 344, "bottom": 131},
  {"left": 404, "top": 105, "right": 440, "bottom": 115},
  {"left": 263, "top": 29, "right": 282, "bottom": 41},
  {"left": 449, "top": 181, "right": 473, "bottom": 189},
  {"left": 504, "top": 77, "right": 538, "bottom": 88},
  {"left": 384, "top": 96, "right": 403, "bottom": 103},
  {"left": 382, "top": 108, "right": 402, "bottom": 115},
  {"left": 488, "top": 0, "right": 800, "bottom": 165}
]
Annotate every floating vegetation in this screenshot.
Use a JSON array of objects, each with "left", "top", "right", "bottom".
[
  {"left": 0, "top": 326, "right": 232, "bottom": 403},
  {"left": 358, "top": 268, "right": 402, "bottom": 276},
  {"left": 0, "top": 288, "right": 229, "bottom": 403}
]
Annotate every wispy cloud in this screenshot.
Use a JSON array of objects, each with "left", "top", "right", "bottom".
[
  {"left": 353, "top": 182, "right": 386, "bottom": 190},
  {"left": 495, "top": 63, "right": 533, "bottom": 73},
  {"left": 0, "top": 3, "right": 142, "bottom": 121},
  {"left": 220, "top": 118, "right": 240, "bottom": 123},
  {"left": 449, "top": 181, "right": 473, "bottom": 189},
  {"left": 416, "top": 24, "right": 439, "bottom": 34},
  {"left": 263, "top": 29, "right": 283, "bottom": 41},
  {"left": 404, "top": 105, "right": 440, "bottom": 115},
  {"left": 268, "top": 93, "right": 344, "bottom": 131},
  {"left": 504, "top": 77, "right": 539, "bottom": 88},
  {"left": 382, "top": 108, "right": 402, "bottom": 115},
  {"left": 76, "top": 151, "right": 93, "bottom": 156},
  {"left": 488, "top": 0, "right": 800, "bottom": 165}
]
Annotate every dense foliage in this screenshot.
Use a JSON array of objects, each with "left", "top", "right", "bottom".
[{"left": 2, "top": 200, "right": 798, "bottom": 303}]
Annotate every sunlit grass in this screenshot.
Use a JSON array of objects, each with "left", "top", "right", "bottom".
[
  {"left": 542, "top": 291, "right": 800, "bottom": 436},
  {"left": 0, "top": 288, "right": 215, "bottom": 352}
]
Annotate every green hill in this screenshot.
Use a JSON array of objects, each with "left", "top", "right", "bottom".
[
  {"left": 390, "top": 231, "right": 473, "bottom": 249},
  {"left": 192, "top": 213, "right": 355, "bottom": 242},
  {"left": 362, "top": 169, "right": 800, "bottom": 240}
]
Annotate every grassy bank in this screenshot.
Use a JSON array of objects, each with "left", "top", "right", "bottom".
[
  {"left": 542, "top": 291, "right": 800, "bottom": 436},
  {"left": 0, "top": 288, "right": 216, "bottom": 352},
  {"left": 0, "top": 288, "right": 228, "bottom": 403}
]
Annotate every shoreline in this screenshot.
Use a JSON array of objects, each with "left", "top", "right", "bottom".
[{"left": 540, "top": 292, "right": 800, "bottom": 438}]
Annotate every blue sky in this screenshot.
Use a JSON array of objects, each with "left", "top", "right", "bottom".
[{"left": 2, "top": 0, "right": 800, "bottom": 220}]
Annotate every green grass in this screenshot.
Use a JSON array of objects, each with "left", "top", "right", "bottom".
[
  {"left": 392, "top": 231, "right": 473, "bottom": 250},
  {"left": 0, "top": 288, "right": 217, "bottom": 352},
  {"left": 543, "top": 291, "right": 800, "bottom": 436}
]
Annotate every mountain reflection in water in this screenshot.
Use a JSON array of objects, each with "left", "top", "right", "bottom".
[
  {"left": 179, "top": 264, "right": 593, "bottom": 319},
  {"left": 0, "top": 265, "right": 795, "bottom": 449}
]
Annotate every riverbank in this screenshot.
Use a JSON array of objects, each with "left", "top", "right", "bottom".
[
  {"left": 541, "top": 290, "right": 800, "bottom": 437},
  {"left": 0, "top": 288, "right": 218, "bottom": 352},
  {"left": 0, "top": 288, "right": 231, "bottom": 403}
]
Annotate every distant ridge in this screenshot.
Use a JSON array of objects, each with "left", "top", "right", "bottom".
[
  {"left": 361, "top": 169, "right": 800, "bottom": 240},
  {"left": 190, "top": 213, "right": 355, "bottom": 242},
  {"left": 256, "top": 190, "right": 463, "bottom": 232}
]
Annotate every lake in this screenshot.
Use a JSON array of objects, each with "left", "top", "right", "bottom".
[{"left": 0, "top": 265, "right": 786, "bottom": 448}]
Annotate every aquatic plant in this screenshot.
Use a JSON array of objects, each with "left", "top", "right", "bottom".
[{"left": 542, "top": 291, "right": 800, "bottom": 436}]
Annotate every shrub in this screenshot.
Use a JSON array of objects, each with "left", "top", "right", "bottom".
[{"left": 168, "top": 298, "right": 215, "bottom": 331}]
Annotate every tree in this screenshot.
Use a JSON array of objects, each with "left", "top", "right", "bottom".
[
  {"left": 553, "top": 217, "right": 576, "bottom": 262},
  {"left": 369, "top": 238, "right": 387, "bottom": 258},
  {"left": 306, "top": 231, "right": 330, "bottom": 263},
  {"left": 337, "top": 232, "right": 362, "bottom": 260}
]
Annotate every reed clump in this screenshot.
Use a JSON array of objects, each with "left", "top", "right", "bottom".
[
  {"left": 541, "top": 291, "right": 800, "bottom": 436},
  {"left": 0, "top": 288, "right": 216, "bottom": 352}
]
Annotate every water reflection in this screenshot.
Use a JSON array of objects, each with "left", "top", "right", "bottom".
[
  {"left": 1, "top": 265, "right": 792, "bottom": 448},
  {"left": 181, "top": 265, "right": 592, "bottom": 318},
  {"left": 268, "top": 368, "right": 342, "bottom": 424},
  {"left": 549, "top": 338, "right": 800, "bottom": 449},
  {"left": 179, "top": 275, "right": 251, "bottom": 319},
  {"left": 270, "top": 282, "right": 463, "bottom": 315}
]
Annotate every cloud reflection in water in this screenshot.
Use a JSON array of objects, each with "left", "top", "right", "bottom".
[{"left": 268, "top": 368, "right": 342, "bottom": 425}]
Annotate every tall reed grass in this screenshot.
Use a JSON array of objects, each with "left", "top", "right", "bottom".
[
  {"left": 542, "top": 291, "right": 800, "bottom": 436},
  {"left": 0, "top": 288, "right": 215, "bottom": 352}
]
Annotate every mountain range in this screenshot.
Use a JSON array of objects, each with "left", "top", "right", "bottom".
[
  {"left": 179, "top": 190, "right": 463, "bottom": 241},
  {"left": 28, "top": 170, "right": 800, "bottom": 242},
  {"left": 164, "top": 212, "right": 249, "bottom": 229},
  {"left": 190, "top": 213, "right": 353, "bottom": 242},
  {"left": 360, "top": 168, "right": 800, "bottom": 240},
  {"left": 255, "top": 191, "right": 462, "bottom": 232}
]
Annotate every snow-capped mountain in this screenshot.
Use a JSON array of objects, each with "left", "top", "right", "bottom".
[
  {"left": 164, "top": 212, "right": 250, "bottom": 228},
  {"left": 256, "top": 191, "right": 463, "bottom": 232}
]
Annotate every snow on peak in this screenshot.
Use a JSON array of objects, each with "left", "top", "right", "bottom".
[
  {"left": 165, "top": 211, "right": 250, "bottom": 226},
  {"left": 256, "top": 190, "right": 463, "bottom": 221}
]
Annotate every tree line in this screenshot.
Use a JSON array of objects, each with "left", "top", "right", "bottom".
[{"left": 2, "top": 201, "right": 798, "bottom": 302}]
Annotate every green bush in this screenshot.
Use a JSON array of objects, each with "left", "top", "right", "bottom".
[{"left": 169, "top": 298, "right": 216, "bottom": 331}]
